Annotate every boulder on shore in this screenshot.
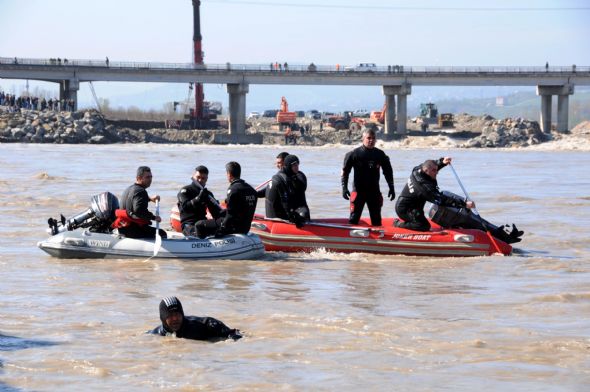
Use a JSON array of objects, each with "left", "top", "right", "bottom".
[{"left": 0, "top": 107, "right": 585, "bottom": 148}]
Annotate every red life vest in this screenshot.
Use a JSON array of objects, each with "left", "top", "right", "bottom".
[{"left": 111, "top": 209, "right": 151, "bottom": 229}]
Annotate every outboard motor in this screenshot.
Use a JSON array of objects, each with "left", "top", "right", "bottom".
[
  {"left": 429, "top": 191, "right": 523, "bottom": 244},
  {"left": 48, "top": 192, "right": 119, "bottom": 235}
]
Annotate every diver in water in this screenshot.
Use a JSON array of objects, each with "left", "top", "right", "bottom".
[{"left": 149, "top": 296, "right": 242, "bottom": 341}]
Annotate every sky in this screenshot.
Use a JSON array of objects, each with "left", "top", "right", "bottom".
[{"left": 1, "top": 0, "right": 589, "bottom": 111}]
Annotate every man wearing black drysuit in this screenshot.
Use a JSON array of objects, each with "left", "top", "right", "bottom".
[
  {"left": 341, "top": 129, "right": 395, "bottom": 226},
  {"left": 395, "top": 157, "right": 523, "bottom": 243},
  {"left": 194, "top": 161, "right": 257, "bottom": 238},
  {"left": 118, "top": 166, "right": 166, "bottom": 239},
  {"left": 395, "top": 157, "right": 472, "bottom": 231},
  {"left": 149, "top": 296, "right": 242, "bottom": 341},
  {"left": 177, "top": 165, "right": 222, "bottom": 237},
  {"left": 265, "top": 154, "right": 310, "bottom": 228},
  {"left": 256, "top": 151, "right": 289, "bottom": 198}
]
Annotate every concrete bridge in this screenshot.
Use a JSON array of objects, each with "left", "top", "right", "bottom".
[{"left": 2, "top": 57, "right": 589, "bottom": 142}]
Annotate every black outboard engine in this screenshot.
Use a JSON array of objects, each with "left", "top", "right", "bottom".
[
  {"left": 429, "top": 191, "right": 523, "bottom": 244},
  {"left": 48, "top": 192, "right": 119, "bottom": 235}
]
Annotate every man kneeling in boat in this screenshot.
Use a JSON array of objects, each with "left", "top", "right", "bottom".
[
  {"left": 395, "top": 157, "right": 523, "bottom": 243},
  {"left": 194, "top": 161, "right": 258, "bottom": 238},
  {"left": 113, "top": 166, "right": 167, "bottom": 239},
  {"left": 265, "top": 154, "right": 310, "bottom": 228},
  {"left": 149, "top": 296, "right": 242, "bottom": 341},
  {"left": 177, "top": 165, "right": 223, "bottom": 237}
]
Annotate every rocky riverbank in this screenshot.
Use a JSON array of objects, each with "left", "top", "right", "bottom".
[{"left": 1, "top": 107, "right": 589, "bottom": 149}]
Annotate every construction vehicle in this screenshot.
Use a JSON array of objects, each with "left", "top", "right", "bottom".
[
  {"left": 438, "top": 113, "right": 454, "bottom": 128},
  {"left": 368, "top": 103, "right": 386, "bottom": 126},
  {"left": 348, "top": 103, "right": 387, "bottom": 132},
  {"left": 276, "top": 96, "right": 297, "bottom": 131},
  {"left": 183, "top": 95, "right": 223, "bottom": 129},
  {"left": 325, "top": 113, "right": 352, "bottom": 130},
  {"left": 185, "top": 0, "right": 226, "bottom": 129},
  {"left": 322, "top": 111, "right": 366, "bottom": 131},
  {"left": 418, "top": 103, "right": 438, "bottom": 125}
]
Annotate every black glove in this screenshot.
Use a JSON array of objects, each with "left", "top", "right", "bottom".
[
  {"left": 342, "top": 187, "right": 350, "bottom": 200},
  {"left": 341, "top": 176, "right": 350, "bottom": 200},
  {"left": 289, "top": 211, "right": 306, "bottom": 229},
  {"left": 387, "top": 185, "right": 395, "bottom": 201},
  {"left": 195, "top": 188, "right": 210, "bottom": 204}
]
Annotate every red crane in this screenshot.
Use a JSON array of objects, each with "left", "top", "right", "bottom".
[{"left": 192, "top": 0, "right": 204, "bottom": 122}]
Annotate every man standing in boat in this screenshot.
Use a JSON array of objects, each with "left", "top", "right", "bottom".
[
  {"left": 395, "top": 157, "right": 523, "bottom": 243},
  {"left": 149, "top": 296, "right": 242, "bottom": 341},
  {"left": 177, "top": 165, "right": 223, "bottom": 237},
  {"left": 341, "top": 128, "right": 395, "bottom": 226},
  {"left": 265, "top": 154, "right": 310, "bottom": 228},
  {"left": 114, "top": 166, "right": 166, "bottom": 239},
  {"left": 194, "top": 161, "right": 257, "bottom": 238}
]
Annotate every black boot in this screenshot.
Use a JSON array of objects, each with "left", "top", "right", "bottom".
[
  {"left": 511, "top": 224, "right": 524, "bottom": 237},
  {"left": 507, "top": 224, "right": 524, "bottom": 243},
  {"left": 491, "top": 225, "right": 521, "bottom": 244}
]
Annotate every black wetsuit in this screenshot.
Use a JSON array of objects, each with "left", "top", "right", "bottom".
[
  {"left": 177, "top": 180, "right": 222, "bottom": 237},
  {"left": 119, "top": 183, "right": 166, "bottom": 239},
  {"left": 395, "top": 158, "right": 466, "bottom": 231},
  {"left": 265, "top": 170, "right": 310, "bottom": 226},
  {"left": 195, "top": 179, "right": 257, "bottom": 238},
  {"left": 342, "top": 145, "right": 394, "bottom": 226},
  {"left": 149, "top": 316, "right": 242, "bottom": 341}
]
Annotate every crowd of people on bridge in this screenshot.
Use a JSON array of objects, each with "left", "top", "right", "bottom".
[{"left": 0, "top": 91, "right": 75, "bottom": 112}]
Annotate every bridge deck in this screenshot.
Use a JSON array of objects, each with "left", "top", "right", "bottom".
[{"left": 1, "top": 57, "right": 589, "bottom": 86}]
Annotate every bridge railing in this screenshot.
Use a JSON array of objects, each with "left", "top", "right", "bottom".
[{"left": 1, "top": 57, "right": 587, "bottom": 74}]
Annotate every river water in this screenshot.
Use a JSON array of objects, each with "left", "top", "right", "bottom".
[{"left": 0, "top": 143, "right": 589, "bottom": 391}]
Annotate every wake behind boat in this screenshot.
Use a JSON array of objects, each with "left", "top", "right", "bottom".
[{"left": 39, "top": 192, "right": 264, "bottom": 260}]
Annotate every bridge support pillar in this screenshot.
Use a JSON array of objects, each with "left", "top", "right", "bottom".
[
  {"left": 383, "top": 84, "right": 411, "bottom": 138},
  {"left": 557, "top": 95, "right": 570, "bottom": 132},
  {"left": 383, "top": 93, "right": 396, "bottom": 138},
  {"left": 59, "top": 79, "right": 79, "bottom": 111},
  {"left": 539, "top": 94, "right": 552, "bottom": 133},
  {"left": 536, "top": 84, "right": 574, "bottom": 133},
  {"left": 227, "top": 83, "right": 248, "bottom": 136},
  {"left": 214, "top": 83, "right": 262, "bottom": 144},
  {"left": 397, "top": 94, "right": 408, "bottom": 134}
]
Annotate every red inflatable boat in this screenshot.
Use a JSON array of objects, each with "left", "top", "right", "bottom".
[{"left": 170, "top": 207, "right": 511, "bottom": 257}]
